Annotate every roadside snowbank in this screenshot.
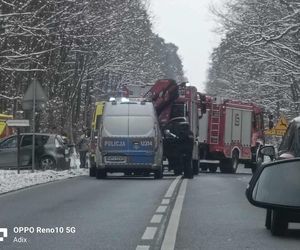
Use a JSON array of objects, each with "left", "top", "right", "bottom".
[
  {"left": 0, "top": 152, "right": 88, "bottom": 195},
  {"left": 0, "top": 168, "right": 88, "bottom": 194}
]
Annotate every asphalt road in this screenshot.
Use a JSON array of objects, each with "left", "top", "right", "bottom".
[{"left": 0, "top": 166, "right": 299, "bottom": 250}]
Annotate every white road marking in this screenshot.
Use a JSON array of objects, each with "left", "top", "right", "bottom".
[
  {"left": 164, "top": 176, "right": 181, "bottom": 198},
  {"left": 156, "top": 205, "right": 168, "bottom": 213},
  {"left": 161, "top": 179, "right": 188, "bottom": 250},
  {"left": 150, "top": 214, "right": 163, "bottom": 224},
  {"left": 161, "top": 198, "right": 170, "bottom": 205},
  {"left": 136, "top": 245, "right": 150, "bottom": 250},
  {"left": 142, "top": 227, "right": 157, "bottom": 240}
]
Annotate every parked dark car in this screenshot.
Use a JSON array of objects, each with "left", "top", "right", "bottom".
[
  {"left": 0, "top": 133, "right": 70, "bottom": 170},
  {"left": 246, "top": 158, "right": 300, "bottom": 236}
]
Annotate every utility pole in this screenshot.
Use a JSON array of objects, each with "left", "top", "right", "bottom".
[
  {"left": 22, "top": 79, "right": 48, "bottom": 172},
  {"left": 32, "top": 79, "right": 36, "bottom": 172}
]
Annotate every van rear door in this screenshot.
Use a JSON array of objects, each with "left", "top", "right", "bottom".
[
  {"left": 101, "top": 102, "right": 129, "bottom": 164},
  {"left": 128, "top": 113, "right": 155, "bottom": 164}
]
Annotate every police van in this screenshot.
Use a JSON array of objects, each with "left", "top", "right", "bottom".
[{"left": 95, "top": 98, "right": 163, "bottom": 179}]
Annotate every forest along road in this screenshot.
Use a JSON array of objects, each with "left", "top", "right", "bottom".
[{"left": 0, "top": 168, "right": 299, "bottom": 250}]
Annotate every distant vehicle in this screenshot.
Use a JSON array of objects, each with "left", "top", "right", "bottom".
[
  {"left": 95, "top": 99, "right": 163, "bottom": 179},
  {"left": 198, "top": 97, "right": 265, "bottom": 173},
  {"left": 246, "top": 157, "right": 300, "bottom": 236},
  {"left": 0, "top": 114, "right": 14, "bottom": 139},
  {"left": 0, "top": 133, "right": 70, "bottom": 170},
  {"left": 89, "top": 101, "right": 105, "bottom": 176}
]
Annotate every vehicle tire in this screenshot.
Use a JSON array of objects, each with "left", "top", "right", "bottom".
[
  {"left": 220, "top": 159, "right": 231, "bottom": 173},
  {"left": 143, "top": 172, "right": 151, "bottom": 177},
  {"left": 271, "top": 210, "right": 288, "bottom": 236},
  {"left": 183, "top": 156, "right": 193, "bottom": 179},
  {"left": 96, "top": 168, "right": 107, "bottom": 179},
  {"left": 124, "top": 171, "right": 132, "bottom": 176},
  {"left": 265, "top": 209, "right": 272, "bottom": 230},
  {"left": 40, "top": 156, "right": 56, "bottom": 170},
  {"left": 193, "top": 160, "right": 199, "bottom": 175},
  {"left": 89, "top": 166, "right": 96, "bottom": 177},
  {"left": 209, "top": 165, "right": 217, "bottom": 173},
  {"left": 154, "top": 166, "right": 163, "bottom": 179},
  {"left": 200, "top": 162, "right": 208, "bottom": 171},
  {"left": 220, "top": 152, "right": 239, "bottom": 174}
]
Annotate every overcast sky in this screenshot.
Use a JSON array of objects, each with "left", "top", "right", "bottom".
[{"left": 149, "top": 0, "right": 225, "bottom": 92}]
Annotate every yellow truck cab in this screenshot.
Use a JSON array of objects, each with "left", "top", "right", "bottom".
[
  {"left": 0, "top": 114, "right": 13, "bottom": 139},
  {"left": 89, "top": 102, "right": 105, "bottom": 176}
]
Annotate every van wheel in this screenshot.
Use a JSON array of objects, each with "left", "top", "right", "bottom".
[
  {"left": 154, "top": 167, "right": 163, "bottom": 179},
  {"left": 143, "top": 172, "right": 150, "bottom": 177},
  {"left": 192, "top": 160, "right": 199, "bottom": 175},
  {"left": 96, "top": 169, "right": 107, "bottom": 179},
  {"left": 89, "top": 166, "right": 96, "bottom": 177}
]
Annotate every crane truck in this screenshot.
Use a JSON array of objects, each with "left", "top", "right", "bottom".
[{"left": 144, "top": 79, "right": 206, "bottom": 178}]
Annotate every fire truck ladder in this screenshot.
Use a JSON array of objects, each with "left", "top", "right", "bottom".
[{"left": 210, "top": 103, "right": 220, "bottom": 144}]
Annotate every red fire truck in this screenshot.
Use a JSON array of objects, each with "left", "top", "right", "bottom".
[
  {"left": 198, "top": 96, "right": 264, "bottom": 173},
  {"left": 145, "top": 79, "right": 206, "bottom": 178}
]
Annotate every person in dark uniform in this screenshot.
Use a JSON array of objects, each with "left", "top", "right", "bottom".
[{"left": 77, "top": 133, "right": 90, "bottom": 168}]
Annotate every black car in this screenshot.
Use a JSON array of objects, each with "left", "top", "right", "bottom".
[{"left": 0, "top": 133, "right": 70, "bottom": 170}]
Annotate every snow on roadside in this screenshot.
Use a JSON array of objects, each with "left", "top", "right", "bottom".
[
  {"left": 0, "top": 149, "right": 90, "bottom": 195},
  {"left": 0, "top": 168, "right": 88, "bottom": 194}
]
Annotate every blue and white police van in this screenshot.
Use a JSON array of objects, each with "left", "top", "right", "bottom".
[{"left": 95, "top": 98, "right": 163, "bottom": 179}]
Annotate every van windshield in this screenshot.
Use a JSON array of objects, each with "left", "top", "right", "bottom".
[{"left": 129, "top": 116, "right": 154, "bottom": 136}]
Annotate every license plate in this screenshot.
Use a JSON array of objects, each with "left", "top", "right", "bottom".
[{"left": 105, "top": 156, "right": 127, "bottom": 163}]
